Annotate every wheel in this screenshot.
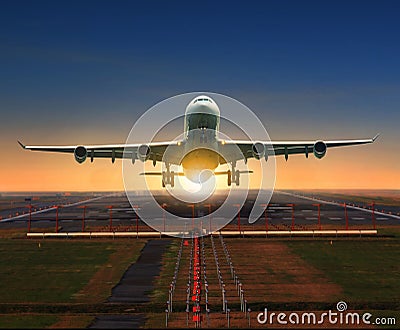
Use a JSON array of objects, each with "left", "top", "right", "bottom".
[
  {"left": 170, "top": 171, "right": 175, "bottom": 187},
  {"left": 227, "top": 170, "right": 231, "bottom": 186},
  {"left": 235, "top": 170, "right": 240, "bottom": 186}
]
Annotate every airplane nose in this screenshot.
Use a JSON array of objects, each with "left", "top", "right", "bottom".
[{"left": 192, "top": 104, "right": 213, "bottom": 114}]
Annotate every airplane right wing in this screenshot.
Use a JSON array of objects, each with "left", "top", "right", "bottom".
[{"left": 219, "top": 134, "right": 380, "bottom": 162}]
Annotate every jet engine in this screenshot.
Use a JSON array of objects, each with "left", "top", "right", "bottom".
[
  {"left": 137, "top": 144, "right": 151, "bottom": 162},
  {"left": 313, "top": 141, "right": 327, "bottom": 159},
  {"left": 252, "top": 142, "right": 265, "bottom": 160},
  {"left": 74, "top": 146, "right": 87, "bottom": 164}
]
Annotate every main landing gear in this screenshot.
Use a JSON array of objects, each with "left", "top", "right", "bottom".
[
  {"left": 162, "top": 164, "right": 175, "bottom": 187},
  {"left": 227, "top": 162, "right": 240, "bottom": 186}
]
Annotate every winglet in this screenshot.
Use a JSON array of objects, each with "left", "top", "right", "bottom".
[
  {"left": 17, "top": 140, "right": 26, "bottom": 149},
  {"left": 372, "top": 133, "right": 380, "bottom": 142}
]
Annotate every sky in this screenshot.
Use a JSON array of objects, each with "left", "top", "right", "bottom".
[{"left": 0, "top": 0, "right": 399, "bottom": 191}]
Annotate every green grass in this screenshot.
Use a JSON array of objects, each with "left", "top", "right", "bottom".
[
  {"left": 150, "top": 239, "right": 181, "bottom": 303},
  {"left": 286, "top": 238, "right": 400, "bottom": 303},
  {"left": 0, "top": 315, "right": 58, "bottom": 328},
  {"left": 0, "top": 239, "right": 114, "bottom": 303}
]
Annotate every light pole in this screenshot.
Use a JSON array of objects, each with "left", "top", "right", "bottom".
[
  {"left": 313, "top": 203, "right": 321, "bottom": 230},
  {"left": 188, "top": 204, "right": 195, "bottom": 232},
  {"left": 162, "top": 203, "right": 167, "bottom": 233},
  {"left": 343, "top": 203, "right": 349, "bottom": 230},
  {"left": 204, "top": 204, "right": 212, "bottom": 234},
  {"left": 78, "top": 205, "right": 87, "bottom": 232},
  {"left": 287, "top": 204, "right": 295, "bottom": 231},
  {"left": 133, "top": 205, "right": 139, "bottom": 237},
  {"left": 107, "top": 205, "right": 113, "bottom": 232},
  {"left": 27, "top": 203, "right": 33, "bottom": 233},
  {"left": 260, "top": 203, "right": 269, "bottom": 236},
  {"left": 54, "top": 205, "right": 62, "bottom": 233},
  {"left": 233, "top": 204, "right": 241, "bottom": 235},
  {"left": 370, "top": 201, "right": 376, "bottom": 230}
]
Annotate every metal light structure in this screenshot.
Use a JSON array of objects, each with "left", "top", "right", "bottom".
[
  {"left": 26, "top": 203, "right": 33, "bottom": 233},
  {"left": 370, "top": 201, "right": 376, "bottom": 230},
  {"left": 287, "top": 203, "right": 295, "bottom": 231},
  {"left": 133, "top": 205, "right": 140, "bottom": 237},
  {"left": 54, "top": 205, "right": 62, "bottom": 233},
  {"left": 78, "top": 205, "right": 87, "bottom": 232},
  {"left": 342, "top": 203, "right": 349, "bottom": 230},
  {"left": 188, "top": 204, "right": 195, "bottom": 232},
  {"left": 260, "top": 203, "right": 269, "bottom": 236},
  {"left": 162, "top": 203, "right": 167, "bottom": 233},
  {"left": 233, "top": 204, "right": 241, "bottom": 234},
  {"left": 204, "top": 204, "right": 212, "bottom": 234},
  {"left": 313, "top": 203, "right": 322, "bottom": 230},
  {"left": 107, "top": 205, "right": 113, "bottom": 232}
]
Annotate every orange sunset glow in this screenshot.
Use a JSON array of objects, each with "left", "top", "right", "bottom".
[{"left": 2, "top": 139, "right": 398, "bottom": 192}]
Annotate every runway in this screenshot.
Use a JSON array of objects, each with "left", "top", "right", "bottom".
[{"left": 1, "top": 190, "right": 398, "bottom": 234}]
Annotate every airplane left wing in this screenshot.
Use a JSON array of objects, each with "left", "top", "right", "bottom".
[
  {"left": 220, "top": 134, "right": 380, "bottom": 162},
  {"left": 17, "top": 140, "right": 183, "bottom": 165}
]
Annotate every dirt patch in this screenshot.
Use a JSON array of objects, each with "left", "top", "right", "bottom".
[
  {"left": 226, "top": 240, "right": 343, "bottom": 303},
  {"left": 72, "top": 241, "right": 146, "bottom": 304},
  {"left": 48, "top": 315, "right": 94, "bottom": 329}
]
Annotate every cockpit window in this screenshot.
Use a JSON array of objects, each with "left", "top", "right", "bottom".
[{"left": 194, "top": 98, "right": 212, "bottom": 103}]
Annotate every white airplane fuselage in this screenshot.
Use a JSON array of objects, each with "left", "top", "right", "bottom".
[{"left": 181, "top": 96, "right": 222, "bottom": 182}]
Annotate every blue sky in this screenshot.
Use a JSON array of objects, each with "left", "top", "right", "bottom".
[{"left": 1, "top": 0, "right": 399, "bottom": 190}]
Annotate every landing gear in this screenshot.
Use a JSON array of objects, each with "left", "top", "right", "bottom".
[
  {"left": 227, "top": 163, "right": 240, "bottom": 186},
  {"left": 162, "top": 164, "right": 175, "bottom": 187},
  {"left": 235, "top": 170, "right": 240, "bottom": 186}
]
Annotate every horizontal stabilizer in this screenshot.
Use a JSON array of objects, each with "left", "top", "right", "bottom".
[
  {"left": 17, "top": 141, "right": 26, "bottom": 149},
  {"left": 139, "top": 172, "right": 185, "bottom": 176},
  {"left": 214, "top": 170, "right": 253, "bottom": 175}
]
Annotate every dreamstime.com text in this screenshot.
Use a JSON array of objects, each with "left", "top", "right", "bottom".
[{"left": 257, "top": 301, "right": 396, "bottom": 326}]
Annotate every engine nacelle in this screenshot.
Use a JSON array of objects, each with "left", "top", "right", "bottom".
[
  {"left": 74, "top": 146, "right": 87, "bottom": 164},
  {"left": 313, "top": 141, "right": 327, "bottom": 159},
  {"left": 137, "top": 144, "right": 151, "bottom": 162},
  {"left": 252, "top": 142, "right": 265, "bottom": 160}
]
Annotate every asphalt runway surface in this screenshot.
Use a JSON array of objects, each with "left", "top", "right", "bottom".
[
  {"left": 89, "top": 240, "right": 170, "bottom": 329},
  {"left": 1, "top": 190, "right": 398, "bottom": 233}
]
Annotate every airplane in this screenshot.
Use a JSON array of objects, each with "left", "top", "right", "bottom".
[{"left": 18, "top": 95, "right": 379, "bottom": 188}]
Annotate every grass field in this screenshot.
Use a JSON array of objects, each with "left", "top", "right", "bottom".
[
  {"left": 286, "top": 238, "right": 400, "bottom": 303},
  {"left": 0, "top": 315, "right": 58, "bottom": 329},
  {"left": 0, "top": 229, "right": 399, "bottom": 328},
  {"left": 0, "top": 238, "right": 145, "bottom": 328}
]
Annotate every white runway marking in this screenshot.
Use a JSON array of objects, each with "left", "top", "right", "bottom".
[
  {"left": 352, "top": 217, "right": 365, "bottom": 220},
  {"left": 376, "top": 217, "right": 388, "bottom": 221},
  {"left": 301, "top": 210, "right": 313, "bottom": 212},
  {"left": 1, "top": 195, "right": 108, "bottom": 222},
  {"left": 277, "top": 191, "right": 400, "bottom": 220},
  {"left": 269, "top": 207, "right": 292, "bottom": 210},
  {"left": 329, "top": 217, "right": 342, "bottom": 220},
  {"left": 306, "top": 217, "right": 318, "bottom": 220}
]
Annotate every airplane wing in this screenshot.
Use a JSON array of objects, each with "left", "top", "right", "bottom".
[
  {"left": 220, "top": 134, "right": 380, "bottom": 162},
  {"left": 17, "top": 140, "right": 183, "bottom": 164}
]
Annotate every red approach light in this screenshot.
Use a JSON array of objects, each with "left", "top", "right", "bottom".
[
  {"left": 192, "top": 315, "right": 201, "bottom": 322},
  {"left": 193, "top": 306, "right": 201, "bottom": 312}
]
